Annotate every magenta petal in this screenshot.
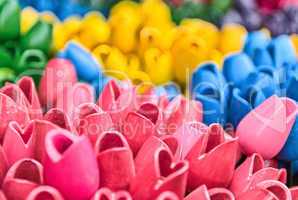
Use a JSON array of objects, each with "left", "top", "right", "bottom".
[
  {"left": 185, "top": 185, "right": 235, "bottom": 200},
  {"left": 187, "top": 138, "right": 239, "bottom": 190},
  {"left": 156, "top": 191, "right": 179, "bottom": 200},
  {"left": 25, "top": 186, "right": 64, "bottom": 200},
  {"left": 91, "top": 188, "right": 132, "bottom": 200},
  {"left": 2, "top": 121, "right": 35, "bottom": 166},
  {"left": 130, "top": 147, "right": 189, "bottom": 200},
  {"left": 44, "top": 108, "right": 75, "bottom": 133},
  {"left": 95, "top": 130, "right": 135, "bottom": 190},
  {"left": 44, "top": 129, "right": 99, "bottom": 200},
  {"left": 0, "top": 92, "right": 30, "bottom": 142},
  {"left": 2, "top": 159, "right": 43, "bottom": 200},
  {"left": 0, "top": 145, "right": 8, "bottom": 186},
  {"left": 17, "top": 76, "right": 42, "bottom": 120},
  {"left": 74, "top": 103, "right": 113, "bottom": 146},
  {"left": 230, "top": 154, "right": 287, "bottom": 197}
]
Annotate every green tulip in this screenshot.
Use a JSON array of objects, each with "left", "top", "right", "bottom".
[
  {"left": 21, "top": 20, "right": 53, "bottom": 53},
  {"left": 0, "top": 67, "right": 16, "bottom": 87},
  {"left": 0, "top": 0, "right": 20, "bottom": 40},
  {"left": 15, "top": 49, "right": 47, "bottom": 74},
  {"left": 0, "top": 46, "right": 13, "bottom": 67}
]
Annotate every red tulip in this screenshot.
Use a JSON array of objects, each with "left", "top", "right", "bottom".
[
  {"left": 237, "top": 180, "right": 291, "bottom": 200},
  {"left": 0, "top": 88, "right": 30, "bottom": 142},
  {"left": 17, "top": 76, "right": 42, "bottom": 120},
  {"left": 25, "top": 186, "right": 64, "bottom": 200},
  {"left": 123, "top": 102, "right": 161, "bottom": 155},
  {"left": 130, "top": 146, "right": 189, "bottom": 200},
  {"left": 184, "top": 185, "right": 235, "bottom": 200},
  {"left": 91, "top": 188, "right": 132, "bottom": 200},
  {"left": 97, "top": 80, "right": 134, "bottom": 126},
  {"left": 44, "top": 108, "right": 75, "bottom": 133},
  {"left": 95, "top": 130, "right": 135, "bottom": 190},
  {"left": 230, "top": 153, "right": 287, "bottom": 197},
  {"left": 74, "top": 103, "right": 114, "bottom": 146},
  {"left": 2, "top": 159, "right": 43, "bottom": 200},
  {"left": 2, "top": 121, "right": 35, "bottom": 166},
  {"left": 187, "top": 123, "right": 239, "bottom": 190},
  {"left": 163, "top": 95, "right": 203, "bottom": 134},
  {"left": 55, "top": 82, "right": 95, "bottom": 118},
  {"left": 0, "top": 145, "right": 8, "bottom": 186}
]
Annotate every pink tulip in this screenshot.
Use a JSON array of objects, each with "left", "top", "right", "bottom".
[
  {"left": 44, "top": 129, "right": 99, "bottom": 200},
  {"left": 130, "top": 146, "right": 189, "bottom": 200},
  {"left": 2, "top": 121, "right": 35, "bottom": 166},
  {"left": 163, "top": 95, "right": 203, "bottom": 134},
  {"left": 31, "top": 120, "right": 60, "bottom": 163},
  {"left": 230, "top": 153, "right": 287, "bottom": 197},
  {"left": 123, "top": 102, "right": 160, "bottom": 155},
  {"left": 25, "top": 186, "right": 64, "bottom": 200},
  {"left": 55, "top": 82, "right": 95, "bottom": 118},
  {"left": 97, "top": 80, "right": 134, "bottom": 126},
  {"left": 91, "top": 187, "right": 132, "bottom": 200},
  {"left": 238, "top": 180, "right": 291, "bottom": 200},
  {"left": 187, "top": 123, "right": 239, "bottom": 190},
  {"left": 74, "top": 103, "right": 114, "bottom": 145},
  {"left": 0, "top": 89, "right": 30, "bottom": 142},
  {"left": 0, "top": 145, "right": 8, "bottom": 186},
  {"left": 95, "top": 130, "right": 135, "bottom": 190},
  {"left": 156, "top": 191, "right": 179, "bottom": 200},
  {"left": 185, "top": 185, "right": 235, "bottom": 200},
  {"left": 237, "top": 95, "right": 297, "bottom": 159},
  {"left": 0, "top": 191, "right": 7, "bottom": 200},
  {"left": 43, "top": 108, "right": 75, "bottom": 133},
  {"left": 39, "top": 58, "right": 77, "bottom": 108},
  {"left": 2, "top": 159, "right": 43, "bottom": 200}
]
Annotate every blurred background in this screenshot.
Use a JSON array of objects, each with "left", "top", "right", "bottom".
[{"left": 19, "top": 0, "right": 298, "bottom": 36}]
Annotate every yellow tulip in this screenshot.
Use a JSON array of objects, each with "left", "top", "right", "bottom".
[
  {"left": 291, "top": 34, "right": 298, "bottom": 57},
  {"left": 219, "top": 24, "right": 247, "bottom": 54},
  {"left": 21, "top": 7, "right": 39, "bottom": 34},
  {"left": 141, "top": 0, "right": 174, "bottom": 31},
  {"left": 40, "top": 11, "right": 59, "bottom": 24},
  {"left": 128, "top": 70, "right": 151, "bottom": 90},
  {"left": 208, "top": 49, "right": 224, "bottom": 68},
  {"left": 178, "top": 19, "right": 219, "bottom": 49},
  {"left": 93, "top": 45, "right": 128, "bottom": 79},
  {"left": 127, "top": 54, "right": 141, "bottom": 71},
  {"left": 139, "top": 26, "right": 176, "bottom": 55},
  {"left": 53, "top": 22, "right": 69, "bottom": 51},
  {"left": 79, "top": 12, "right": 110, "bottom": 49},
  {"left": 144, "top": 48, "right": 172, "bottom": 84},
  {"left": 172, "top": 34, "right": 208, "bottom": 84},
  {"left": 63, "top": 16, "right": 82, "bottom": 37},
  {"left": 109, "top": 1, "right": 142, "bottom": 53}
]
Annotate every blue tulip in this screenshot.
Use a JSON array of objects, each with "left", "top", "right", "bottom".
[
  {"left": 244, "top": 31, "right": 269, "bottom": 58},
  {"left": 155, "top": 82, "right": 181, "bottom": 101},
  {"left": 287, "top": 74, "right": 298, "bottom": 102},
  {"left": 268, "top": 35, "right": 297, "bottom": 68},
  {"left": 58, "top": 42, "right": 102, "bottom": 82},
  {"left": 223, "top": 53, "right": 255, "bottom": 87},
  {"left": 278, "top": 115, "right": 298, "bottom": 161},
  {"left": 252, "top": 48, "right": 273, "bottom": 67},
  {"left": 91, "top": 75, "right": 111, "bottom": 97},
  {"left": 191, "top": 62, "right": 225, "bottom": 94},
  {"left": 194, "top": 84, "right": 230, "bottom": 125}
]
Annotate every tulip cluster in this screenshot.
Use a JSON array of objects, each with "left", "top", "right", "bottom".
[
  {"left": 221, "top": 0, "right": 298, "bottom": 36},
  {"left": 0, "top": 56, "right": 297, "bottom": 200},
  {"left": 0, "top": 0, "right": 52, "bottom": 87},
  {"left": 51, "top": 0, "right": 247, "bottom": 86}
]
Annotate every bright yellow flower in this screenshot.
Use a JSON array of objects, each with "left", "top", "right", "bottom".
[{"left": 21, "top": 7, "right": 39, "bottom": 34}]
